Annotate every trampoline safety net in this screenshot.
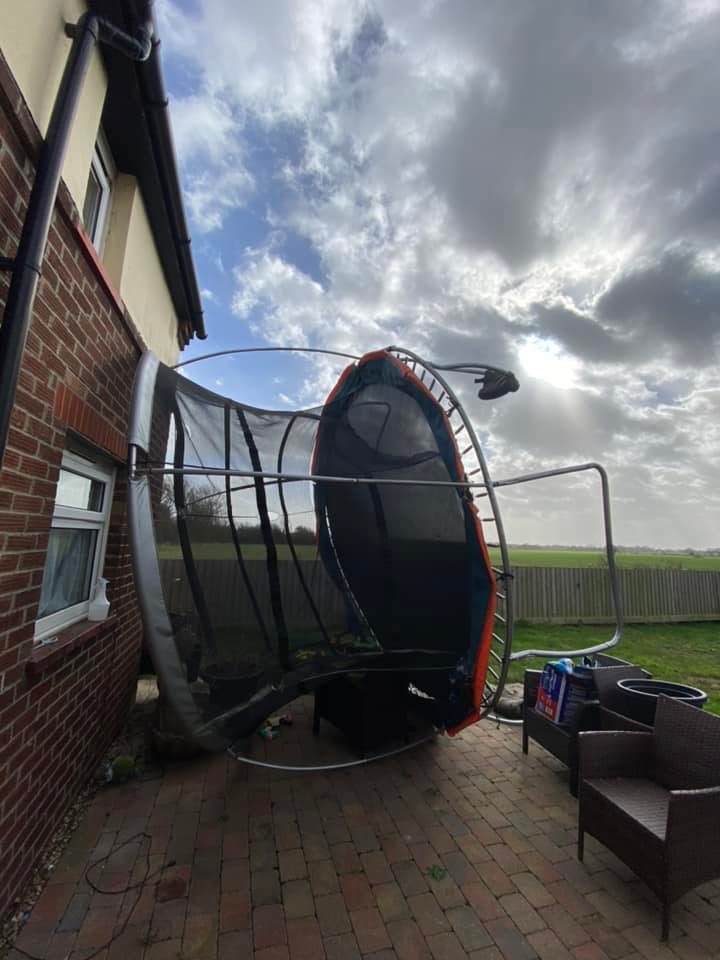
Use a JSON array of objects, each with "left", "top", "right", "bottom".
[{"left": 128, "top": 349, "right": 500, "bottom": 751}]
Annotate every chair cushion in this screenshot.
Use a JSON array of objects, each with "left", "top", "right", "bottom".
[{"left": 584, "top": 777, "right": 670, "bottom": 840}]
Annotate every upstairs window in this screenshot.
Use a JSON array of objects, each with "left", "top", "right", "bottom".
[
  {"left": 35, "top": 447, "right": 115, "bottom": 641},
  {"left": 82, "top": 131, "right": 114, "bottom": 253}
]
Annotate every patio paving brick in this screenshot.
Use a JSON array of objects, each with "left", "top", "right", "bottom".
[
  {"left": 279, "top": 849, "right": 309, "bottom": 883},
  {"left": 8, "top": 694, "right": 720, "bottom": 959},
  {"left": 339, "top": 874, "right": 375, "bottom": 911},
  {"left": 349, "top": 906, "right": 391, "bottom": 953},
  {"left": 386, "top": 917, "right": 432, "bottom": 958},
  {"left": 360, "top": 850, "right": 393, "bottom": 886},
  {"left": 316, "top": 893, "right": 352, "bottom": 937},
  {"left": 283, "top": 879, "right": 316, "bottom": 920},
  {"left": 323, "top": 932, "right": 362, "bottom": 960}
]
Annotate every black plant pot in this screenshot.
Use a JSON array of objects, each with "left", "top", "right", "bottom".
[
  {"left": 615, "top": 678, "right": 707, "bottom": 726},
  {"left": 202, "top": 663, "right": 264, "bottom": 708}
]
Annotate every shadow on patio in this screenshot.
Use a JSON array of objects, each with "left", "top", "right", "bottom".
[{"left": 9, "top": 689, "right": 720, "bottom": 960}]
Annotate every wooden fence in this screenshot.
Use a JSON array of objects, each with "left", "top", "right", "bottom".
[
  {"left": 158, "top": 559, "right": 720, "bottom": 625},
  {"left": 512, "top": 566, "right": 720, "bottom": 623}
]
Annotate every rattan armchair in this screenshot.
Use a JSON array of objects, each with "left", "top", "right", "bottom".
[{"left": 578, "top": 695, "right": 720, "bottom": 940}]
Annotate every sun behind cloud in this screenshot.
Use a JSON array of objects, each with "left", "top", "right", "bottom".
[{"left": 517, "top": 336, "right": 581, "bottom": 390}]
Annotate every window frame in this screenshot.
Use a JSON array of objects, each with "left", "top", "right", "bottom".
[
  {"left": 34, "top": 449, "right": 115, "bottom": 642},
  {"left": 82, "top": 130, "right": 115, "bottom": 255}
]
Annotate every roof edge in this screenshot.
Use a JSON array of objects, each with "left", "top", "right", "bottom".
[{"left": 135, "top": 7, "right": 206, "bottom": 342}]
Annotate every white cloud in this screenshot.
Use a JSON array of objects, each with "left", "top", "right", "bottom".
[
  {"left": 169, "top": 90, "right": 253, "bottom": 233},
  {"left": 184, "top": 165, "right": 253, "bottom": 234},
  {"left": 163, "top": 0, "right": 720, "bottom": 547}
]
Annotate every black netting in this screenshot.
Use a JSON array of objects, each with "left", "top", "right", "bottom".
[{"left": 139, "top": 353, "right": 495, "bottom": 743}]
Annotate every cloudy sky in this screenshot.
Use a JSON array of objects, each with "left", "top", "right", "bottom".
[{"left": 158, "top": 0, "right": 720, "bottom": 550}]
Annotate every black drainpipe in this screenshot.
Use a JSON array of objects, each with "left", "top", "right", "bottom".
[{"left": 0, "top": 7, "right": 153, "bottom": 469}]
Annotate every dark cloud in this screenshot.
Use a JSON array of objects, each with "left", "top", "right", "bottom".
[
  {"left": 596, "top": 246, "right": 720, "bottom": 366},
  {"left": 423, "top": 309, "right": 518, "bottom": 372},
  {"left": 530, "top": 304, "right": 629, "bottom": 364},
  {"left": 526, "top": 247, "right": 720, "bottom": 370},
  {"left": 426, "top": 1, "right": 651, "bottom": 267},
  {"left": 486, "top": 377, "right": 632, "bottom": 460},
  {"left": 425, "top": 1, "right": 720, "bottom": 270}
]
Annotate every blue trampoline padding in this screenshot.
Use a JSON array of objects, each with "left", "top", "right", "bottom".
[{"left": 313, "top": 350, "right": 497, "bottom": 732}]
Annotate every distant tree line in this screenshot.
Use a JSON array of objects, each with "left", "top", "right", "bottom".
[{"left": 155, "top": 481, "right": 316, "bottom": 545}]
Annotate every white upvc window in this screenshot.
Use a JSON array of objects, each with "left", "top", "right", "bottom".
[
  {"left": 82, "top": 131, "right": 114, "bottom": 254},
  {"left": 34, "top": 448, "right": 115, "bottom": 642}
]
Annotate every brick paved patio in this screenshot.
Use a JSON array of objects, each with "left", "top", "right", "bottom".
[{"left": 9, "top": 696, "right": 720, "bottom": 959}]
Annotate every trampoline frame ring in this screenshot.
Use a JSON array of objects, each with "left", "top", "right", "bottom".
[{"left": 128, "top": 344, "right": 623, "bottom": 770}]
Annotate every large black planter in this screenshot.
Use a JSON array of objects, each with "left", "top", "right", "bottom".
[
  {"left": 615, "top": 678, "right": 707, "bottom": 726},
  {"left": 202, "top": 663, "right": 264, "bottom": 708}
]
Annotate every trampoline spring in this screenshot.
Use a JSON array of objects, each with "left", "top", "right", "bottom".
[
  {"left": 460, "top": 444, "right": 473, "bottom": 458},
  {"left": 486, "top": 664, "right": 500, "bottom": 682},
  {"left": 454, "top": 423, "right": 466, "bottom": 437},
  {"left": 486, "top": 541, "right": 500, "bottom": 548},
  {"left": 420, "top": 369, "right": 426, "bottom": 383},
  {"left": 428, "top": 378, "right": 436, "bottom": 393},
  {"left": 496, "top": 591, "right": 506, "bottom": 600},
  {"left": 467, "top": 467, "right": 482, "bottom": 475},
  {"left": 481, "top": 515, "right": 496, "bottom": 522},
  {"left": 494, "top": 612, "right": 507, "bottom": 623},
  {"left": 437, "top": 391, "right": 446, "bottom": 404},
  {"left": 492, "top": 632, "right": 505, "bottom": 644},
  {"left": 489, "top": 648, "right": 504, "bottom": 663}
]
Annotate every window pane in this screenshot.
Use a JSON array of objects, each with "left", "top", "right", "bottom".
[
  {"left": 56, "top": 469, "right": 104, "bottom": 511},
  {"left": 38, "top": 528, "right": 98, "bottom": 618},
  {"left": 82, "top": 167, "right": 102, "bottom": 239}
]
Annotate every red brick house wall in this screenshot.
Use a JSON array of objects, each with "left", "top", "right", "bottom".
[{"left": 0, "top": 52, "right": 155, "bottom": 919}]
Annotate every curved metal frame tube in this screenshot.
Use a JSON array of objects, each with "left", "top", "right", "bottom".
[
  {"left": 227, "top": 732, "right": 436, "bottom": 772},
  {"left": 494, "top": 462, "right": 623, "bottom": 660},
  {"left": 133, "top": 465, "right": 497, "bottom": 488},
  {"left": 173, "top": 346, "right": 363, "bottom": 369},
  {"left": 172, "top": 346, "right": 518, "bottom": 387}
]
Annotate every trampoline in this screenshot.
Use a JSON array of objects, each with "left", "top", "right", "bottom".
[{"left": 127, "top": 345, "right": 623, "bottom": 761}]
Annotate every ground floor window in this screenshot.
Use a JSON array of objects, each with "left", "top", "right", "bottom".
[{"left": 35, "top": 446, "right": 115, "bottom": 641}]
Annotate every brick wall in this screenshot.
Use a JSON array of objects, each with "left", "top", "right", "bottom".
[{"left": 0, "top": 53, "right": 155, "bottom": 918}]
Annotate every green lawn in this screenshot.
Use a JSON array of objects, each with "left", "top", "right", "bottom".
[
  {"left": 508, "top": 622, "right": 720, "bottom": 715},
  {"left": 487, "top": 548, "right": 720, "bottom": 571},
  {"left": 157, "top": 542, "right": 720, "bottom": 570}
]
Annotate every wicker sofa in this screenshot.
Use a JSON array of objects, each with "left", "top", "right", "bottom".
[
  {"left": 578, "top": 695, "right": 720, "bottom": 940},
  {"left": 523, "top": 661, "right": 651, "bottom": 795}
]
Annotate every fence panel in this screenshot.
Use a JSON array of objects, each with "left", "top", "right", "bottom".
[
  {"left": 158, "top": 559, "right": 720, "bottom": 626},
  {"left": 512, "top": 566, "right": 720, "bottom": 622}
]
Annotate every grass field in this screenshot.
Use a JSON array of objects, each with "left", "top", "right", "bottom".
[
  {"left": 157, "top": 542, "right": 720, "bottom": 570},
  {"left": 488, "top": 549, "right": 720, "bottom": 571},
  {"left": 508, "top": 622, "right": 720, "bottom": 715}
]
